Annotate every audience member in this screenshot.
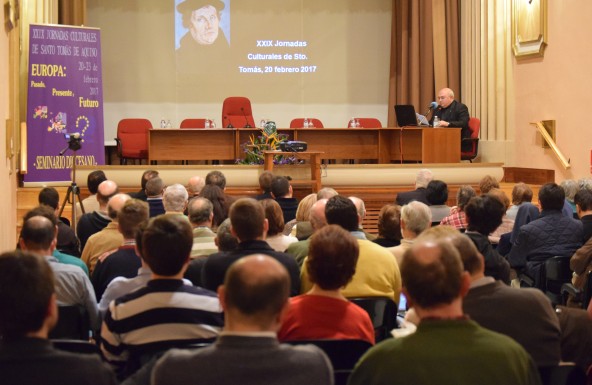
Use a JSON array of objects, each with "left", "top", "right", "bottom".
[
  {"left": 349, "top": 196, "right": 377, "bottom": 241},
  {"left": 255, "top": 170, "right": 274, "bottom": 200},
  {"left": 153, "top": 255, "right": 333, "bottom": 385},
  {"left": 205, "top": 170, "right": 227, "bottom": 189},
  {"left": 279, "top": 225, "right": 374, "bottom": 344},
  {"left": 200, "top": 184, "right": 229, "bottom": 229},
  {"left": 426, "top": 180, "right": 451, "bottom": 224},
  {"left": 285, "top": 199, "right": 328, "bottom": 267},
  {"left": 0, "top": 251, "right": 116, "bottom": 385},
  {"left": 283, "top": 193, "right": 317, "bottom": 240},
  {"left": 506, "top": 182, "right": 533, "bottom": 220},
  {"left": 478, "top": 174, "right": 499, "bottom": 194},
  {"left": 348, "top": 239, "right": 540, "bottom": 385},
  {"left": 187, "top": 175, "right": 205, "bottom": 197},
  {"left": 388, "top": 201, "right": 432, "bottom": 265},
  {"left": 77, "top": 180, "right": 118, "bottom": 251},
  {"left": 561, "top": 179, "right": 579, "bottom": 218},
  {"left": 19, "top": 216, "right": 99, "bottom": 331},
  {"left": 569, "top": 236, "right": 592, "bottom": 298},
  {"left": 129, "top": 169, "right": 158, "bottom": 201},
  {"left": 187, "top": 197, "right": 218, "bottom": 258},
  {"left": 145, "top": 176, "right": 165, "bottom": 218},
  {"left": 574, "top": 187, "right": 592, "bottom": 242},
  {"left": 316, "top": 187, "right": 338, "bottom": 200},
  {"left": 395, "top": 168, "right": 432, "bottom": 205},
  {"left": 373, "top": 204, "right": 402, "bottom": 248},
  {"left": 487, "top": 188, "right": 514, "bottom": 244},
  {"left": 260, "top": 199, "right": 297, "bottom": 252},
  {"left": 163, "top": 183, "right": 189, "bottom": 215},
  {"left": 498, "top": 201, "right": 540, "bottom": 256},
  {"left": 81, "top": 193, "right": 129, "bottom": 274},
  {"left": 508, "top": 183, "right": 583, "bottom": 288},
  {"left": 77, "top": 169, "right": 107, "bottom": 213},
  {"left": 440, "top": 185, "right": 475, "bottom": 230},
  {"left": 202, "top": 198, "right": 301, "bottom": 295},
  {"left": 271, "top": 176, "right": 298, "bottom": 223},
  {"left": 301, "top": 196, "right": 402, "bottom": 302},
  {"left": 38, "top": 187, "right": 80, "bottom": 257},
  {"left": 100, "top": 214, "right": 223, "bottom": 378},
  {"left": 464, "top": 195, "right": 511, "bottom": 284},
  {"left": 91, "top": 199, "right": 149, "bottom": 302}
]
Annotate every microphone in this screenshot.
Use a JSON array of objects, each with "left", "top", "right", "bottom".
[
  {"left": 240, "top": 107, "right": 252, "bottom": 128},
  {"left": 224, "top": 116, "right": 234, "bottom": 128},
  {"left": 425, "top": 101, "right": 438, "bottom": 115}
]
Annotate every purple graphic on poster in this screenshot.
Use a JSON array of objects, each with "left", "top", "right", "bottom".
[{"left": 25, "top": 24, "right": 104, "bottom": 184}]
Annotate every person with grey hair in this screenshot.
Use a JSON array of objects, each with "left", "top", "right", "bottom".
[
  {"left": 146, "top": 176, "right": 165, "bottom": 218},
  {"left": 349, "top": 196, "right": 377, "bottom": 241},
  {"left": 187, "top": 176, "right": 206, "bottom": 197},
  {"left": 395, "top": 169, "right": 433, "bottom": 206},
  {"left": 430, "top": 87, "right": 471, "bottom": 151},
  {"left": 561, "top": 179, "right": 579, "bottom": 218},
  {"left": 188, "top": 197, "right": 217, "bottom": 258},
  {"left": 163, "top": 184, "right": 189, "bottom": 215},
  {"left": 316, "top": 187, "right": 338, "bottom": 200},
  {"left": 440, "top": 185, "right": 476, "bottom": 230},
  {"left": 388, "top": 201, "right": 432, "bottom": 265}
]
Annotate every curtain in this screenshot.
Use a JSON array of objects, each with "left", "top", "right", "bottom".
[{"left": 58, "top": 0, "right": 86, "bottom": 25}]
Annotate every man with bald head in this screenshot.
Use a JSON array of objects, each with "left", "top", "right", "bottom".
[
  {"left": 81, "top": 193, "right": 130, "bottom": 274},
  {"left": 77, "top": 179, "right": 119, "bottom": 251},
  {"left": 285, "top": 199, "right": 328, "bottom": 267},
  {"left": 349, "top": 196, "right": 377, "bottom": 241},
  {"left": 349, "top": 240, "right": 540, "bottom": 385},
  {"left": 431, "top": 88, "right": 471, "bottom": 151},
  {"left": 153, "top": 254, "right": 333, "bottom": 385},
  {"left": 187, "top": 175, "right": 205, "bottom": 197}
]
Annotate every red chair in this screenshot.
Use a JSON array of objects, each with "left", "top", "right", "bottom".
[
  {"left": 347, "top": 118, "right": 382, "bottom": 128},
  {"left": 115, "top": 118, "right": 152, "bottom": 165},
  {"left": 461, "top": 117, "right": 480, "bottom": 162},
  {"left": 289, "top": 118, "right": 324, "bottom": 128},
  {"left": 221, "top": 97, "right": 255, "bottom": 128},
  {"left": 180, "top": 119, "right": 207, "bottom": 128}
]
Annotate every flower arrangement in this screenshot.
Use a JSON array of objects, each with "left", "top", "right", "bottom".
[{"left": 236, "top": 122, "right": 301, "bottom": 165}]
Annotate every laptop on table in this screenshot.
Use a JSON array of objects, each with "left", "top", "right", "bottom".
[{"left": 394, "top": 105, "right": 430, "bottom": 127}]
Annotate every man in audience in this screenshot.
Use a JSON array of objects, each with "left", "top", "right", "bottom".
[
  {"left": 456, "top": 231, "right": 561, "bottom": 367},
  {"left": 146, "top": 176, "right": 166, "bottom": 217},
  {"left": 77, "top": 179, "right": 118, "bottom": 251},
  {"left": 271, "top": 176, "right": 298, "bottom": 223},
  {"left": 202, "top": 198, "right": 301, "bottom": 295},
  {"left": 188, "top": 197, "right": 218, "bottom": 257},
  {"left": 81, "top": 193, "right": 129, "bottom": 275},
  {"left": 255, "top": 170, "right": 274, "bottom": 200},
  {"left": 163, "top": 183, "right": 189, "bottom": 215},
  {"left": 205, "top": 170, "right": 227, "bottom": 189},
  {"left": 395, "top": 168, "right": 432, "bottom": 205},
  {"left": 349, "top": 196, "right": 377, "bottom": 241},
  {"left": 508, "top": 182, "right": 583, "bottom": 287},
  {"left": 285, "top": 199, "right": 328, "bottom": 267},
  {"left": 77, "top": 169, "right": 107, "bottom": 213},
  {"left": 301, "top": 196, "right": 402, "bottom": 303},
  {"left": 316, "top": 187, "right": 338, "bottom": 200},
  {"left": 101, "top": 214, "right": 223, "bottom": 377},
  {"left": 91, "top": 199, "right": 149, "bottom": 302},
  {"left": 129, "top": 169, "right": 158, "bottom": 201},
  {"left": 0, "top": 251, "right": 116, "bottom": 385},
  {"left": 426, "top": 179, "right": 451, "bottom": 224},
  {"left": 153, "top": 254, "right": 333, "bottom": 385},
  {"left": 574, "top": 187, "right": 592, "bottom": 242},
  {"left": 388, "top": 201, "right": 432, "bottom": 265},
  {"left": 38, "top": 187, "right": 80, "bottom": 257},
  {"left": 187, "top": 175, "right": 205, "bottom": 197},
  {"left": 19, "top": 216, "right": 99, "bottom": 331},
  {"left": 349, "top": 240, "right": 540, "bottom": 385},
  {"left": 440, "top": 185, "right": 476, "bottom": 230}
]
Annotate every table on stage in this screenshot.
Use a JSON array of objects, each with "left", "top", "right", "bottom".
[
  {"left": 148, "top": 127, "right": 460, "bottom": 164},
  {"left": 263, "top": 151, "right": 324, "bottom": 192}
]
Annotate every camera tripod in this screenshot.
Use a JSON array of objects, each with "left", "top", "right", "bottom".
[{"left": 58, "top": 148, "right": 85, "bottom": 231}]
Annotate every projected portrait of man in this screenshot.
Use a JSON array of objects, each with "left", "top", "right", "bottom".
[{"left": 177, "top": 0, "right": 227, "bottom": 47}]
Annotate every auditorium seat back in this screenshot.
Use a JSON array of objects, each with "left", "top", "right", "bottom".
[
  {"left": 290, "top": 118, "right": 324, "bottom": 128},
  {"left": 348, "top": 118, "right": 382, "bottom": 128},
  {"left": 221, "top": 96, "right": 256, "bottom": 128},
  {"left": 180, "top": 118, "right": 207, "bottom": 128}
]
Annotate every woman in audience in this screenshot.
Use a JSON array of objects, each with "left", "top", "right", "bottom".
[
  {"left": 373, "top": 204, "right": 402, "bottom": 248},
  {"left": 506, "top": 182, "right": 533, "bottom": 220},
  {"left": 199, "top": 184, "right": 228, "bottom": 230},
  {"left": 283, "top": 193, "right": 317, "bottom": 240},
  {"left": 440, "top": 185, "right": 476, "bottom": 230},
  {"left": 260, "top": 199, "right": 298, "bottom": 252},
  {"left": 487, "top": 188, "right": 514, "bottom": 244},
  {"left": 478, "top": 174, "right": 500, "bottom": 194},
  {"left": 425, "top": 180, "right": 451, "bottom": 225},
  {"left": 278, "top": 225, "right": 375, "bottom": 344},
  {"left": 498, "top": 202, "right": 540, "bottom": 256}
]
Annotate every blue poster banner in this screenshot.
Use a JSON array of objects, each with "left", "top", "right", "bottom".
[{"left": 25, "top": 24, "right": 104, "bottom": 184}]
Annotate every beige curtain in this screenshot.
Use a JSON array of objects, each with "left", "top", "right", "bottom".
[
  {"left": 388, "top": 0, "right": 460, "bottom": 127},
  {"left": 58, "top": 0, "right": 86, "bottom": 25}
]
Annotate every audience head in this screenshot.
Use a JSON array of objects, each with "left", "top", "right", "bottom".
[
  {"left": 456, "top": 185, "right": 476, "bottom": 211},
  {"left": 107, "top": 193, "right": 131, "bottom": 220},
  {"left": 316, "top": 187, "right": 338, "bottom": 200},
  {"left": 415, "top": 169, "right": 433, "bottom": 189},
  {"left": 377, "top": 204, "right": 402, "bottom": 241},
  {"left": 295, "top": 193, "right": 317, "bottom": 222},
  {"left": 349, "top": 196, "right": 367, "bottom": 223},
  {"left": 220, "top": 254, "right": 290, "bottom": 330},
  {"left": 310, "top": 199, "right": 328, "bottom": 231},
  {"left": 188, "top": 197, "right": 214, "bottom": 226},
  {"left": 0, "top": 251, "right": 56, "bottom": 341},
  {"left": 117, "top": 199, "right": 149, "bottom": 239},
  {"left": 426, "top": 180, "right": 448, "bottom": 205},
  {"left": 401, "top": 201, "right": 432, "bottom": 237},
  {"left": 259, "top": 199, "right": 285, "bottom": 237},
  {"left": 575, "top": 188, "right": 592, "bottom": 213},
  {"left": 142, "top": 214, "right": 193, "bottom": 276},
  {"left": 97, "top": 180, "right": 119, "bottom": 207},
  {"left": 464, "top": 195, "right": 505, "bottom": 235},
  {"left": 163, "top": 183, "right": 189, "bottom": 213},
  {"left": 140, "top": 170, "right": 159, "bottom": 191},
  {"left": 206, "top": 170, "right": 227, "bottom": 189},
  {"left": 325, "top": 195, "right": 359, "bottom": 232},
  {"left": 487, "top": 188, "right": 511, "bottom": 211},
  {"left": 145, "top": 176, "right": 165, "bottom": 197},
  {"left": 307, "top": 225, "right": 359, "bottom": 291},
  {"left": 270, "top": 176, "right": 291, "bottom": 199},
  {"left": 578, "top": 178, "right": 592, "bottom": 191},
  {"left": 187, "top": 175, "right": 205, "bottom": 197},
  {"left": 478, "top": 175, "right": 499, "bottom": 194},
  {"left": 23, "top": 205, "right": 58, "bottom": 227},
  {"left": 560, "top": 179, "right": 578, "bottom": 204},
  {"left": 511, "top": 182, "right": 533, "bottom": 205},
  {"left": 87, "top": 170, "right": 107, "bottom": 195},
  {"left": 230, "top": 198, "right": 266, "bottom": 241},
  {"left": 200, "top": 184, "right": 228, "bottom": 228},
  {"left": 538, "top": 182, "right": 565, "bottom": 211},
  {"left": 258, "top": 171, "right": 274, "bottom": 194},
  {"left": 215, "top": 218, "right": 239, "bottom": 251},
  {"left": 401, "top": 239, "right": 468, "bottom": 310},
  {"left": 19, "top": 215, "right": 56, "bottom": 252},
  {"left": 38, "top": 187, "right": 60, "bottom": 210}
]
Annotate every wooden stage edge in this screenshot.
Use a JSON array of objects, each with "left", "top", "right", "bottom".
[{"left": 21, "top": 163, "right": 506, "bottom": 189}]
